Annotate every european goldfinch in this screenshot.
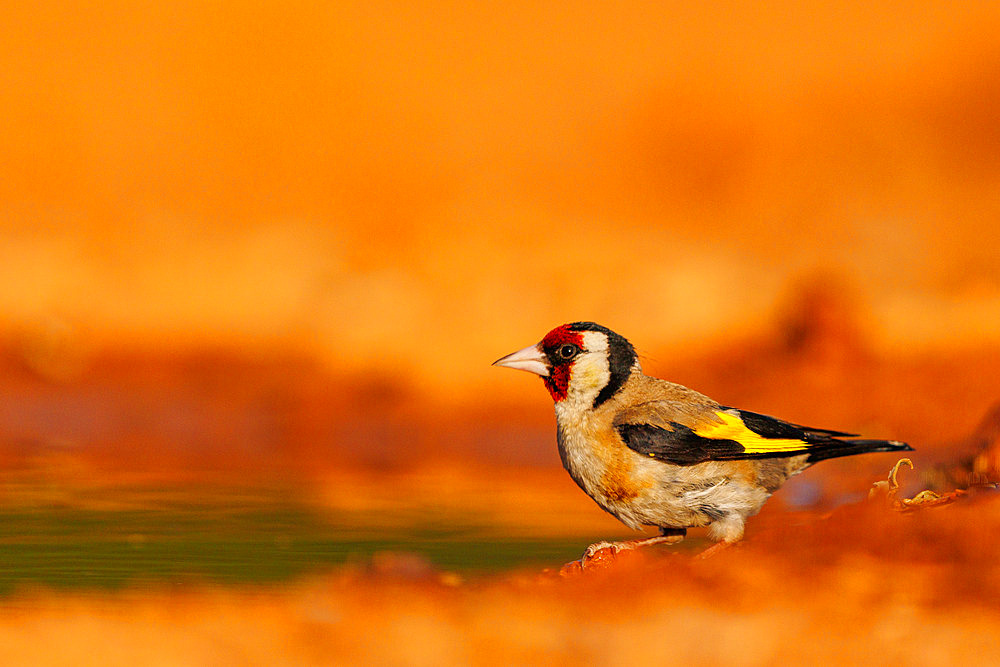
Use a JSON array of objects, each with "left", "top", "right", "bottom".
[{"left": 493, "top": 322, "right": 912, "bottom": 560}]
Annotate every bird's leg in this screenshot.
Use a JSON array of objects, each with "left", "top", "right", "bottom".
[
  {"left": 579, "top": 527, "right": 686, "bottom": 566},
  {"left": 696, "top": 540, "right": 734, "bottom": 560},
  {"left": 697, "top": 514, "right": 744, "bottom": 558}
]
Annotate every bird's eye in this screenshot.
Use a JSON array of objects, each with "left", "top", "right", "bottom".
[{"left": 558, "top": 344, "right": 579, "bottom": 360}]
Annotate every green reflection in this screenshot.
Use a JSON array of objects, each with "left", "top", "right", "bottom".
[{"left": 0, "top": 486, "right": 594, "bottom": 594}]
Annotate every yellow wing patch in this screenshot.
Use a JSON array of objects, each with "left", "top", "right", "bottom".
[{"left": 694, "top": 412, "right": 810, "bottom": 454}]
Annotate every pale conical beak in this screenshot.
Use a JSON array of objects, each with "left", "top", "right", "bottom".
[{"left": 492, "top": 343, "right": 549, "bottom": 377}]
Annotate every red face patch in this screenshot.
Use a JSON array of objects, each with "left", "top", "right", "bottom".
[{"left": 539, "top": 325, "right": 584, "bottom": 403}]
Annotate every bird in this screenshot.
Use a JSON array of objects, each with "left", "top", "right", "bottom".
[{"left": 493, "top": 321, "right": 912, "bottom": 562}]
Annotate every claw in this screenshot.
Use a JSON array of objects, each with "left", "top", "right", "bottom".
[
  {"left": 578, "top": 541, "right": 636, "bottom": 570},
  {"left": 560, "top": 531, "right": 686, "bottom": 576},
  {"left": 558, "top": 542, "right": 627, "bottom": 576}
]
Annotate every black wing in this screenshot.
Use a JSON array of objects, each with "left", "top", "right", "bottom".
[
  {"left": 617, "top": 421, "right": 754, "bottom": 465},
  {"left": 724, "top": 408, "right": 858, "bottom": 439},
  {"left": 618, "top": 408, "right": 910, "bottom": 466}
]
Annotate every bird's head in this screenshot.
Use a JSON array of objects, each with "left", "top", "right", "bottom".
[{"left": 493, "top": 322, "right": 639, "bottom": 408}]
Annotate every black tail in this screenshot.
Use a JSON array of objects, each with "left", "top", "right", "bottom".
[{"left": 806, "top": 439, "right": 913, "bottom": 463}]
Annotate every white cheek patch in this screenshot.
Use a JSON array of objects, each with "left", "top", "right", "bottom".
[
  {"left": 580, "top": 330, "right": 609, "bottom": 355},
  {"left": 566, "top": 331, "right": 611, "bottom": 406}
]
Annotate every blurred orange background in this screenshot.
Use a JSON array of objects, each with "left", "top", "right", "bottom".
[
  {"left": 3, "top": 1, "right": 1000, "bottom": 473},
  {"left": 3, "top": 1, "right": 1000, "bottom": 374},
  {"left": 3, "top": 2, "right": 1000, "bottom": 663}
]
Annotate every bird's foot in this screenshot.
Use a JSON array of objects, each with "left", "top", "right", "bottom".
[
  {"left": 582, "top": 540, "right": 632, "bottom": 561},
  {"left": 583, "top": 540, "right": 622, "bottom": 557},
  {"left": 558, "top": 541, "right": 634, "bottom": 576},
  {"left": 560, "top": 531, "right": 686, "bottom": 576}
]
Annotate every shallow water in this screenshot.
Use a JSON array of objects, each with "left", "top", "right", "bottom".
[{"left": 0, "top": 484, "right": 595, "bottom": 594}]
